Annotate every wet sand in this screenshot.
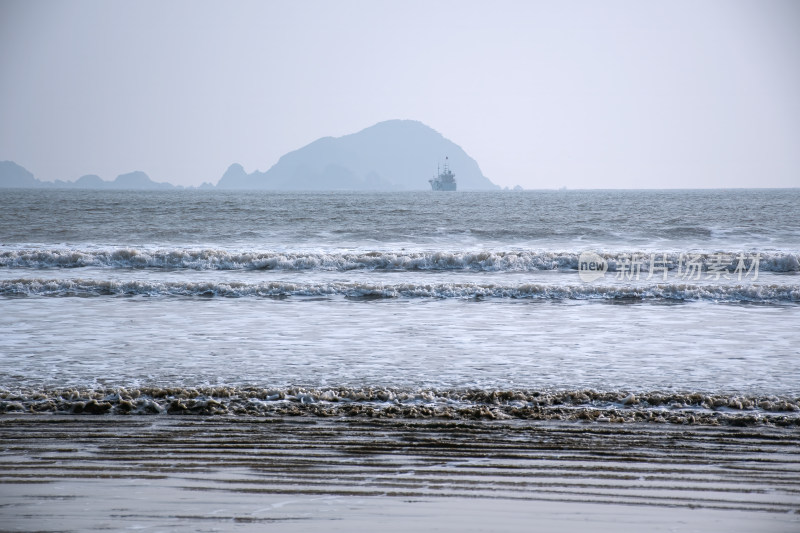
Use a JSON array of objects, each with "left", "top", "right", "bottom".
[{"left": 1, "top": 415, "right": 798, "bottom": 532}]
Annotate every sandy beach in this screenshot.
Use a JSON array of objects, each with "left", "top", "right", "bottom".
[{"left": 1, "top": 414, "right": 798, "bottom": 532}]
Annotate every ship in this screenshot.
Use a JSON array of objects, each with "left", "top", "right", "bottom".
[{"left": 429, "top": 157, "right": 457, "bottom": 191}]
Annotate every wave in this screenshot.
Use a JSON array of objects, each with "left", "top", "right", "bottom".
[
  {"left": 1, "top": 386, "right": 797, "bottom": 426},
  {"left": 2, "top": 278, "right": 799, "bottom": 302},
  {"left": 2, "top": 248, "right": 798, "bottom": 272}
]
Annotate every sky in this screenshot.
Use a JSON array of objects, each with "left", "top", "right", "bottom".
[{"left": 1, "top": 0, "right": 799, "bottom": 189}]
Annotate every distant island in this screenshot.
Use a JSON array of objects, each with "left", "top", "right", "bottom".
[
  {"left": 1, "top": 120, "right": 499, "bottom": 191},
  {"left": 0, "top": 162, "right": 185, "bottom": 190}
]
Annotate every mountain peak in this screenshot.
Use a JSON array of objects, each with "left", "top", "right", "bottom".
[
  {"left": 217, "top": 120, "right": 497, "bottom": 190},
  {"left": 0, "top": 160, "right": 38, "bottom": 188},
  {"left": 225, "top": 163, "right": 245, "bottom": 174},
  {"left": 74, "top": 175, "right": 105, "bottom": 188}
]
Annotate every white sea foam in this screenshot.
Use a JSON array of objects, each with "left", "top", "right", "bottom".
[
  {"left": 1, "top": 386, "right": 797, "bottom": 425},
  {"left": 2, "top": 277, "right": 798, "bottom": 302},
  {"left": 1, "top": 248, "right": 798, "bottom": 272}
]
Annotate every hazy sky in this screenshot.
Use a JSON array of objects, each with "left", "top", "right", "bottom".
[{"left": 1, "top": 0, "right": 799, "bottom": 188}]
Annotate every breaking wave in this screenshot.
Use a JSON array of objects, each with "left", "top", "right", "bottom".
[
  {"left": 1, "top": 386, "right": 798, "bottom": 426},
  {"left": 2, "top": 248, "right": 799, "bottom": 272},
  {"left": 2, "top": 278, "right": 799, "bottom": 302}
]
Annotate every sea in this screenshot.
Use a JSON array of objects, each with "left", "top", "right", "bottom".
[{"left": 1, "top": 188, "right": 799, "bottom": 421}]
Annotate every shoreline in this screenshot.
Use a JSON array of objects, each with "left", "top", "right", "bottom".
[
  {"left": 1, "top": 415, "right": 798, "bottom": 532},
  {"left": 2, "top": 387, "right": 799, "bottom": 427}
]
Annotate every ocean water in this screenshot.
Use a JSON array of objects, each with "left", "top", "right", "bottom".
[{"left": 1, "top": 188, "right": 799, "bottom": 423}]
